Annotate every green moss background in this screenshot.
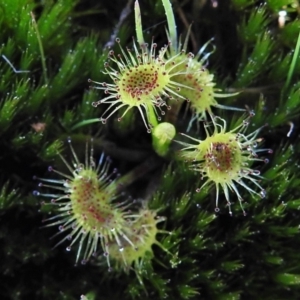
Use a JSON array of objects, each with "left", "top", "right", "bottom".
[{"left": 1, "top": 0, "right": 300, "bottom": 299}]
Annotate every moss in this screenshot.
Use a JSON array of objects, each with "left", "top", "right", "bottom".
[{"left": 1, "top": 0, "right": 300, "bottom": 299}]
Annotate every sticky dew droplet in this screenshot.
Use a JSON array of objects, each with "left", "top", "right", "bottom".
[
  {"left": 32, "top": 190, "right": 40, "bottom": 196},
  {"left": 260, "top": 190, "right": 266, "bottom": 198}
]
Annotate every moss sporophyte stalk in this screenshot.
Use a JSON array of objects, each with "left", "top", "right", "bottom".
[
  {"left": 178, "top": 114, "right": 271, "bottom": 215},
  {"left": 33, "top": 138, "right": 168, "bottom": 271}
]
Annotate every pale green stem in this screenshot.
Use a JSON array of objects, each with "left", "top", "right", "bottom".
[
  {"left": 134, "top": 0, "right": 144, "bottom": 45},
  {"left": 146, "top": 103, "right": 158, "bottom": 129},
  {"left": 284, "top": 31, "right": 300, "bottom": 91},
  {"left": 162, "top": 0, "right": 177, "bottom": 54},
  {"left": 30, "top": 12, "right": 48, "bottom": 85}
]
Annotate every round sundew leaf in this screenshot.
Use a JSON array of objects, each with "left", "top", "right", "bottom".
[
  {"left": 178, "top": 116, "right": 269, "bottom": 215},
  {"left": 108, "top": 208, "right": 168, "bottom": 272},
  {"left": 198, "top": 133, "right": 242, "bottom": 184},
  {"left": 34, "top": 139, "right": 140, "bottom": 266},
  {"left": 90, "top": 39, "right": 199, "bottom": 131}
]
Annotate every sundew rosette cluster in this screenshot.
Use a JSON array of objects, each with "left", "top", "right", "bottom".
[
  {"left": 90, "top": 38, "right": 237, "bottom": 132},
  {"left": 89, "top": 0, "right": 242, "bottom": 133},
  {"left": 178, "top": 115, "right": 271, "bottom": 215},
  {"left": 33, "top": 138, "right": 168, "bottom": 272},
  {"left": 86, "top": 0, "right": 270, "bottom": 215}
]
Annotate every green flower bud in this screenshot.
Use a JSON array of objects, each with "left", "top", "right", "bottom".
[{"left": 152, "top": 122, "right": 176, "bottom": 157}]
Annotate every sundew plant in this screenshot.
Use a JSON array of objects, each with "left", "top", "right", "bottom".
[{"left": 1, "top": 0, "right": 300, "bottom": 299}]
